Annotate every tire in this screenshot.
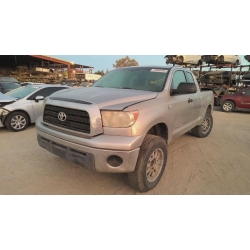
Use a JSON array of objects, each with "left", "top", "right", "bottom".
[
  {"left": 234, "top": 60, "right": 239, "bottom": 66},
  {"left": 220, "top": 100, "right": 235, "bottom": 112},
  {"left": 191, "top": 113, "right": 213, "bottom": 138},
  {"left": 178, "top": 56, "right": 184, "bottom": 64},
  {"left": 219, "top": 55, "right": 224, "bottom": 64},
  {"left": 5, "top": 111, "right": 29, "bottom": 132},
  {"left": 127, "top": 134, "right": 167, "bottom": 192}
]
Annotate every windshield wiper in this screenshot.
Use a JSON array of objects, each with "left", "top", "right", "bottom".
[{"left": 119, "top": 87, "right": 134, "bottom": 89}]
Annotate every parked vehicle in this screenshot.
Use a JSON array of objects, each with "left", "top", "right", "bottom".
[
  {"left": 79, "top": 82, "right": 92, "bottom": 87},
  {"left": 244, "top": 55, "right": 250, "bottom": 63},
  {"left": 201, "top": 55, "right": 241, "bottom": 65},
  {"left": 36, "top": 66, "right": 214, "bottom": 192},
  {"left": 220, "top": 87, "right": 250, "bottom": 112},
  {"left": 200, "top": 71, "right": 233, "bottom": 85},
  {"left": 0, "top": 76, "right": 20, "bottom": 93},
  {"left": 0, "top": 85, "right": 70, "bottom": 132},
  {"left": 165, "top": 55, "right": 203, "bottom": 66},
  {"left": 21, "top": 82, "right": 45, "bottom": 86}
]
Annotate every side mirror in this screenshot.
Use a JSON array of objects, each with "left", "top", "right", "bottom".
[
  {"left": 35, "top": 96, "right": 44, "bottom": 102},
  {"left": 171, "top": 82, "right": 197, "bottom": 95}
]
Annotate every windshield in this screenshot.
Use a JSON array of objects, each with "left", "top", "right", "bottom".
[
  {"left": 92, "top": 67, "right": 169, "bottom": 92},
  {"left": 2, "top": 82, "right": 20, "bottom": 90},
  {"left": 5, "top": 86, "right": 40, "bottom": 99},
  {"left": 0, "top": 77, "right": 19, "bottom": 83}
]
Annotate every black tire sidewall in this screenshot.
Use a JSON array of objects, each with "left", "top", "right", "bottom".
[
  {"left": 5, "top": 112, "right": 29, "bottom": 132},
  {"left": 138, "top": 137, "right": 167, "bottom": 191}
]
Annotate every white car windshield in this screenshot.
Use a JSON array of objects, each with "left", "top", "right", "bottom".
[
  {"left": 92, "top": 67, "right": 169, "bottom": 92},
  {"left": 5, "top": 86, "right": 40, "bottom": 99}
]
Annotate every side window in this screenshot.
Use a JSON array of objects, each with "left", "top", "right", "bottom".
[
  {"left": 27, "top": 87, "right": 67, "bottom": 100},
  {"left": 171, "top": 71, "right": 186, "bottom": 89},
  {"left": 186, "top": 72, "right": 195, "bottom": 83}
]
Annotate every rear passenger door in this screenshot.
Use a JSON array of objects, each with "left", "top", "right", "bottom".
[
  {"left": 170, "top": 70, "right": 194, "bottom": 140},
  {"left": 28, "top": 87, "right": 67, "bottom": 120}
]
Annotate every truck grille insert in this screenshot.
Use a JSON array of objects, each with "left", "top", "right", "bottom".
[{"left": 43, "top": 105, "right": 90, "bottom": 133}]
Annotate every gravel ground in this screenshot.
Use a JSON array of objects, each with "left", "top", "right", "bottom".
[{"left": 0, "top": 107, "right": 250, "bottom": 195}]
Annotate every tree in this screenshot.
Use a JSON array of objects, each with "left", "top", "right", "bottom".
[
  {"left": 94, "top": 70, "right": 104, "bottom": 76},
  {"left": 113, "top": 56, "right": 139, "bottom": 68}
]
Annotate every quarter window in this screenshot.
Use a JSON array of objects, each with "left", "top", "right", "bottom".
[{"left": 186, "top": 72, "right": 195, "bottom": 83}]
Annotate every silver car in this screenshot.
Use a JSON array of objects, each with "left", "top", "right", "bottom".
[{"left": 0, "top": 84, "right": 70, "bottom": 132}]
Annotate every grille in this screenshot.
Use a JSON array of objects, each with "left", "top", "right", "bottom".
[{"left": 43, "top": 105, "right": 90, "bottom": 133}]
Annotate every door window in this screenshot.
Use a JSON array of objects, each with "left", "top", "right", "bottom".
[
  {"left": 171, "top": 71, "right": 186, "bottom": 89},
  {"left": 27, "top": 87, "right": 67, "bottom": 100}
]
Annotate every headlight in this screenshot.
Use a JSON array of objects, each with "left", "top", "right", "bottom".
[
  {"left": 101, "top": 110, "right": 139, "bottom": 128},
  {"left": 0, "top": 108, "right": 9, "bottom": 116}
]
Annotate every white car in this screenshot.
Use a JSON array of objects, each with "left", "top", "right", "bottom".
[
  {"left": 0, "top": 85, "right": 70, "bottom": 132},
  {"left": 20, "top": 82, "right": 46, "bottom": 86},
  {"left": 201, "top": 55, "right": 241, "bottom": 65},
  {"left": 165, "top": 55, "right": 203, "bottom": 66}
]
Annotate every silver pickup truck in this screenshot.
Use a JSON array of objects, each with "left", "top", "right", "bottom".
[{"left": 36, "top": 66, "right": 214, "bottom": 192}]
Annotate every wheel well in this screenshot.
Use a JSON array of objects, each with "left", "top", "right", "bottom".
[
  {"left": 147, "top": 123, "right": 168, "bottom": 143},
  {"left": 223, "top": 99, "right": 236, "bottom": 107},
  {"left": 4, "top": 110, "right": 31, "bottom": 125},
  {"left": 206, "top": 105, "right": 212, "bottom": 114}
]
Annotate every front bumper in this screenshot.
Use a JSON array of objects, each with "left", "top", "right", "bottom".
[{"left": 36, "top": 117, "right": 143, "bottom": 173}]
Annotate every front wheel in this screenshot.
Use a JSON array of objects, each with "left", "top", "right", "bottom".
[
  {"left": 5, "top": 111, "right": 29, "bottom": 132},
  {"left": 191, "top": 113, "right": 213, "bottom": 138},
  {"left": 221, "top": 100, "right": 235, "bottom": 112},
  {"left": 127, "top": 135, "right": 167, "bottom": 192}
]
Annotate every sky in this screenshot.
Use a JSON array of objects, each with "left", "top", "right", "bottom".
[
  {"left": 51, "top": 55, "right": 249, "bottom": 72},
  {"left": 51, "top": 55, "right": 166, "bottom": 72}
]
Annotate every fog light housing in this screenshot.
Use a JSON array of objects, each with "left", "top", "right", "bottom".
[{"left": 107, "top": 155, "right": 123, "bottom": 167}]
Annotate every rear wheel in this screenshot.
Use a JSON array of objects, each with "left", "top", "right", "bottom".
[
  {"left": 5, "top": 111, "right": 29, "bottom": 132},
  {"left": 191, "top": 113, "right": 213, "bottom": 138},
  {"left": 221, "top": 100, "right": 235, "bottom": 112},
  {"left": 127, "top": 134, "right": 167, "bottom": 192}
]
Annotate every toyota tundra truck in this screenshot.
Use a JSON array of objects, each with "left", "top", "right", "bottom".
[{"left": 36, "top": 66, "right": 214, "bottom": 192}]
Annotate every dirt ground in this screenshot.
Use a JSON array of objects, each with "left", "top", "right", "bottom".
[{"left": 0, "top": 107, "right": 250, "bottom": 195}]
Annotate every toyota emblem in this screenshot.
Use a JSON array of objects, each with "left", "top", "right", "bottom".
[{"left": 58, "top": 112, "right": 67, "bottom": 122}]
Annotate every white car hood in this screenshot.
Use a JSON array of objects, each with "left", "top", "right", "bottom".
[{"left": 0, "top": 93, "right": 17, "bottom": 103}]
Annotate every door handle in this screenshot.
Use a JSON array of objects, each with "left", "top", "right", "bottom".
[{"left": 188, "top": 98, "right": 193, "bottom": 103}]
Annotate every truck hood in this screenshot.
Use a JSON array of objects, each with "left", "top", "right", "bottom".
[{"left": 49, "top": 87, "right": 158, "bottom": 110}]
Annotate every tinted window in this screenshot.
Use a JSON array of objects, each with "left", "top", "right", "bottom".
[
  {"left": 186, "top": 72, "right": 195, "bottom": 83},
  {"left": 171, "top": 71, "right": 186, "bottom": 89},
  {"left": 0, "top": 77, "right": 19, "bottom": 82},
  {"left": 27, "top": 87, "right": 67, "bottom": 100}
]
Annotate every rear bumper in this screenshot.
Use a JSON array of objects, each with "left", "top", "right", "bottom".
[{"left": 36, "top": 117, "right": 142, "bottom": 173}]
